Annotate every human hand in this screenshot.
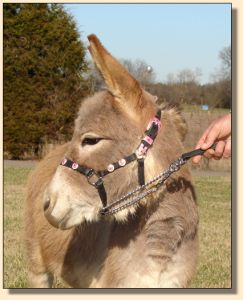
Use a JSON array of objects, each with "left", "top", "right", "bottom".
[{"left": 192, "top": 113, "right": 231, "bottom": 163}]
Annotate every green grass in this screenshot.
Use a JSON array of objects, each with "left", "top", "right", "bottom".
[
  {"left": 3, "top": 167, "right": 231, "bottom": 288},
  {"left": 191, "top": 176, "right": 231, "bottom": 288},
  {"left": 3, "top": 167, "right": 32, "bottom": 288}
]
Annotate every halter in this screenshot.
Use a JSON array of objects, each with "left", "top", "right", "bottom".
[{"left": 60, "top": 110, "right": 162, "bottom": 210}]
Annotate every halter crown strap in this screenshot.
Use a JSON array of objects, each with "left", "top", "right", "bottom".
[{"left": 136, "top": 110, "right": 161, "bottom": 185}]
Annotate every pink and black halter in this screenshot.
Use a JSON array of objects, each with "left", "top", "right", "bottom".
[{"left": 60, "top": 110, "right": 162, "bottom": 210}]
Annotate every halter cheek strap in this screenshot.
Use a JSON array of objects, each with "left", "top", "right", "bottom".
[{"left": 60, "top": 110, "right": 162, "bottom": 209}]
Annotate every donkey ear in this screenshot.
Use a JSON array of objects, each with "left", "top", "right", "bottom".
[{"left": 88, "top": 34, "right": 144, "bottom": 109}]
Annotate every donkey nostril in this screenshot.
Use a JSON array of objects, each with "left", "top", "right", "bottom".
[{"left": 44, "top": 198, "right": 51, "bottom": 211}]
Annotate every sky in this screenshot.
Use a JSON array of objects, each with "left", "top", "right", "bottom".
[{"left": 64, "top": 3, "right": 231, "bottom": 84}]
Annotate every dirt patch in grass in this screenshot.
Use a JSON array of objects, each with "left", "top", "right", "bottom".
[{"left": 4, "top": 160, "right": 38, "bottom": 168}]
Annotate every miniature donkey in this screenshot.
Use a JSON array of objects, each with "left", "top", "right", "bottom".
[{"left": 25, "top": 34, "right": 198, "bottom": 288}]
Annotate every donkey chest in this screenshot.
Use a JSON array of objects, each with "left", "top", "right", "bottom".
[
  {"left": 92, "top": 233, "right": 173, "bottom": 287},
  {"left": 61, "top": 243, "right": 181, "bottom": 288},
  {"left": 59, "top": 235, "right": 187, "bottom": 289},
  {"left": 98, "top": 240, "right": 190, "bottom": 288},
  {"left": 60, "top": 231, "right": 161, "bottom": 288}
]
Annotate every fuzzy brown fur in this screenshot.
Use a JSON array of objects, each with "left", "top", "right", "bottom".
[{"left": 25, "top": 35, "right": 198, "bottom": 288}]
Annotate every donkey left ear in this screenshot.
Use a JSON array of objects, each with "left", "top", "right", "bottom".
[{"left": 88, "top": 34, "right": 144, "bottom": 110}]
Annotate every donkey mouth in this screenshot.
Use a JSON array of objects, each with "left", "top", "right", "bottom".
[{"left": 45, "top": 204, "right": 102, "bottom": 230}]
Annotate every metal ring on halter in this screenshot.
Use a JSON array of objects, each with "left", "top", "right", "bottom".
[{"left": 86, "top": 170, "right": 103, "bottom": 187}]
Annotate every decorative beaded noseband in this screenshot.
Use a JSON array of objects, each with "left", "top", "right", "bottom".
[{"left": 60, "top": 110, "right": 162, "bottom": 210}]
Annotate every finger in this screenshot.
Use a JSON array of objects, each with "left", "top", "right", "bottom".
[
  {"left": 200, "top": 124, "right": 220, "bottom": 150},
  {"left": 193, "top": 123, "right": 215, "bottom": 164},
  {"left": 203, "top": 148, "right": 215, "bottom": 159},
  {"left": 192, "top": 154, "right": 202, "bottom": 164},
  {"left": 195, "top": 136, "right": 207, "bottom": 150},
  {"left": 195, "top": 124, "right": 214, "bottom": 149},
  {"left": 213, "top": 140, "right": 225, "bottom": 159},
  {"left": 223, "top": 139, "right": 231, "bottom": 158},
  {"left": 193, "top": 128, "right": 214, "bottom": 164}
]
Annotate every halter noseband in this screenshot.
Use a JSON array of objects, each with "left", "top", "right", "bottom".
[{"left": 60, "top": 110, "right": 162, "bottom": 209}]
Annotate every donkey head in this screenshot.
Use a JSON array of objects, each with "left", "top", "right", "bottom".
[{"left": 43, "top": 35, "right": 161, "bottom": 229}]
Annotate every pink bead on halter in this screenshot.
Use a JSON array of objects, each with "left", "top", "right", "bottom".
[
  {"left": 72, "top": 163, "right": 79, "bottom": 170},
  {"left": 107, "top": 164, "right": 115, "bottom": 172},
  {"left": 118, "top": 159, "right": 126, "bottom": 167},
  {"left": 61, "top": 158, "right": 67, "bottom": 165}
]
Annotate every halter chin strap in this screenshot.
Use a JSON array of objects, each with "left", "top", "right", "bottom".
[{"left": 60, "top": 110, "right": 162, "bottom": 209}]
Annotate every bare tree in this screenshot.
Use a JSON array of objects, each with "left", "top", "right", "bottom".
[
  {"left": 219, "top": 46, "right": 231, "bottom": 80},
  {"left": 164, "top": 68, "right": 202, "bottom": 107},
  {"left": 85, "top": 60, "right": 105, "bottom": 93},
  {"left": 208, "top": 46, "right": 231, "bottom": 108},
  {"left": 120, "top": 58, "right": 156, "bottom": 87},
  {"left": 167, "top": 68, "right": 202, "bottom": 84},
  {"left": 87, "top": 58, "right": 156, "bottom": 93}
]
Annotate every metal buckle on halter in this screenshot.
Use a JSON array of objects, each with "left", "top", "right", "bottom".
[
  {"left": 87, "top": 170, "right": 103, "bottom": 187},
  {"left": 135, "top": 148, "right": 147, "bottom": 160}
]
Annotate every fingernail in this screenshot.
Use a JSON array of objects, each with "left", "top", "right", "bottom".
[{"left": 201, "top": 143, "right": 208, "bottom": 149}]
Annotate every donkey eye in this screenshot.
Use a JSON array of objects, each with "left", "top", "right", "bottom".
[{"left": 82, "top": 137, "right": 103, "bottom": 146}]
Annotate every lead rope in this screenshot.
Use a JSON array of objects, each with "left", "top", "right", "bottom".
[{"left": 100, "top": 143, "right": 217, "bottom": 216}]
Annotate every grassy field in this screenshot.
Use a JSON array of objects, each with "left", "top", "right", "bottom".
[
  {"left": 181, "top": 104, "right": 230, "bottom": 114},
  {"left": 3, "top": 167, "right": 231, "bottom": 289}
]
